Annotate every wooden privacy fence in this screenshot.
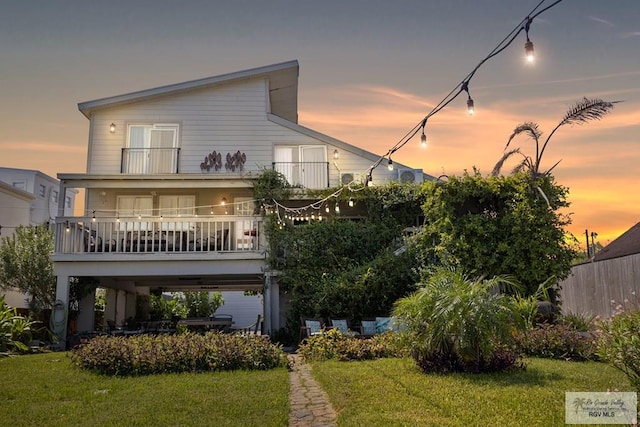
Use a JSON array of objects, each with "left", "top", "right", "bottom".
[{"left": 560, "top": 253, "right": 640, "bottom": 319}]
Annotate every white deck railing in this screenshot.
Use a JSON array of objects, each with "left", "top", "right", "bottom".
[{"left": 54, "top": 216, "right": 262, "bottom": 254}]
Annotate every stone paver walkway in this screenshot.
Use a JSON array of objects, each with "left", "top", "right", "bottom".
[{"left": 288, "top": 354, "right": 337, "bottom": 427}]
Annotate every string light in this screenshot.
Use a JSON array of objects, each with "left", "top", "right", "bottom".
[
  {"left": 92, "top": 210, "right": 96, "bottom": 222},
  {"left": 348, "top": 198, "right": 354, "bottom": 207},
  {"left": 361, "top": 0, "right": 563, "bottom": 180},
  {"left": 524, "top": 17, "right": 535, "bottom": 63},
  {"left": 420, "top": 121, "right": 427, "bottom": 148},
  {"left": 387, "top": 158, "right": 394, "bottom": 171},
  {"left": 462, "top": 81, "right": 474, "bottom": 116}
]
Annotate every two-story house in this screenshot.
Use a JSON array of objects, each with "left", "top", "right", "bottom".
[
  {"left": 0, "top": 168, "right": 77, "bottom": 310},
  {"left": 52, "top": 60, "right": 426, "bottom": 344}
]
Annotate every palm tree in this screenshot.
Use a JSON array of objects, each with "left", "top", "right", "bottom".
[
  {"left": 492, "top": 97, "right": 617, "bottom": 177},
  {"left": 393, "top": 268, "right": 523, "bottom": 372}
]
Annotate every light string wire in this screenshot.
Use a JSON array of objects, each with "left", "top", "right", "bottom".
[
  {"left": 365, "top": 0, "right": 564, "bottom": 180},
  {"left": 270, "top": 0, "right": 564, "bottom": 221}
]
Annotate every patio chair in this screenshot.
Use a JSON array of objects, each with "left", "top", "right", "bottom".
[
  {"left": 299, "top": 317, "right": 324, "bottom": 341},
  {"left": 360, "top": 319, "right": 378, "bottom": 338},
  {"left": 330, "top": 318, "right": 361, "bottom": 336}
]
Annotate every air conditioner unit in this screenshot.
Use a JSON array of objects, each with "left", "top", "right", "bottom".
[
  {"left": 397, "top": 169, "right": 423, "bottom": 183},
  {"left": 340, "top": 172, "right": 356, "bottom": 185}
]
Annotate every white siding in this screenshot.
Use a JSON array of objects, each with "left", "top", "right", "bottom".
[{"left": 87, "top": 77, "right": 404, "bottom": 187}]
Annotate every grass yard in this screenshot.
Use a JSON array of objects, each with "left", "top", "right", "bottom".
[
  {"left": 0, "top": 352, "right": 289, "bottom": 427},
  {"left": 312, "top": 357, "right": 635, "bottom": 427}
]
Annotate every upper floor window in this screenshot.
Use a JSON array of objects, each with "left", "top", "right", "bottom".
[
  {"left": 123, "top": 124, "right": 179, "bottom": 174},
  {"left": 273, "top": 145, "right": 328, "bottom": 189},
  {"left": 51, "top": 190, "right": 59, "bottom": 204},
  {"left": 65, "top": 196, "right": 72, "bottom": 209},
  {"left": 38, "top": 184, "right": 46, "bottom": 198}
]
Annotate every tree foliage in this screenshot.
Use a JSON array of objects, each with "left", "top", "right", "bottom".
[
  {"left": 414, "top": 171, "right": 576, "bottom": 297},
  {"left": 262, "top": 180, "right": 425, "bottom": 334},
  {"left": 0, "top": 225, "right": 55, "bottom": 313}
]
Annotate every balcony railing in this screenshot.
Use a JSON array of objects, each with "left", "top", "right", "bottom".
[
  {"left": 272, "top": 162, "right": 329, "bottom": 188},
  {"left": 54, "top": 216, "right": 262, "bottom": 254},
  {"left": 121, "top": 148, "right": 181, "bottom": 174}
]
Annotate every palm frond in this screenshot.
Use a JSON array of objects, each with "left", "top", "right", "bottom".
[
  {"left": 557, "top": 97, "right": 618, "bottom": 128},
  {"left": 511, "top": 156, "right": 533, "bottom": 175},
  {"left": 504, "top": 122, "right": 541, "bottom": 151},
  {"left": 491, "top": 148, "right": 521, "bottom": 176},
  {"left": 536, "top": 186, "right": 551, "bottom": 208},
  {"left": 544, "top": 158, "right": 563, "bottom": 176}
]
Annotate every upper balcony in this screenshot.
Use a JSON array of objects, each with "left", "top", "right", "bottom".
[{"left": 54, "top": 215, "right": 263, "bottom": 258}]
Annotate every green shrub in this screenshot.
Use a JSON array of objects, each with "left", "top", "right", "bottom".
[
  {"left": 1, "top": 297, "right": 38, "bottom": 354},
  {"left": 598, "top": 310, "right": 640, "bottom": 392},
  {"left": 515, "top": 324, "right": 599, "bottom": 361},
  {"left": 393, "top": 268, "right": 525, "bottom": 373},
  {"left": 70, "top": 332, "right": 288, "bottom": 376},
  {"left": 560, "top": 312, "right": 597, "bottom": 332},
  {"left": 297, "top": 328, "right": 409, "bottom": 362}
]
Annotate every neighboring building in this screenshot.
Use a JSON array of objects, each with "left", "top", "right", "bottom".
[
  {"left": 0, "top": 167, "right": 77, "bottom": 225},
  {"left": 561, "top": 222, "right": 640, "bottom": 318},
  {"left": 0, "top": 168, "right": 77, "bottom": 309},
  {"left": 52, "top": 60, "right": 427, "bottom": 342}
]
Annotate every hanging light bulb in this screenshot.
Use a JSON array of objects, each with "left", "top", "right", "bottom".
[
  {"left": 462, "top": 81, "right": 474, "bottom": 116},
  {"left": 387, "top": 158, "right": 394, "bottom": 171},
  {"left": 525, "top": 39, "right": 534, "bottom": 63},
  {"left": 524, "top": 17, "right": 535, "bottom": 63},
  {"left": 92, "top": 210, "right": 96, "bottom": 222},
  {"left": 335, "top": 204, "right": 340, "bottom": 214},
  {"left": 348, "top": 198, "right": 354, "bottom": 207},
  {"left": 325, "top": 206, "right": 330, "bottom": 213},
  {"left": 116, "top": 213, "right": 120, "bottom": 222},
  {"left": 65, "top": 221, "right": 70, "bottom": 232},
  {"left": 421, "top": 130, "right": 427, "bottom": 148},
  {"left": 467, "top": 97, "right": 475, "bottom": 115}
]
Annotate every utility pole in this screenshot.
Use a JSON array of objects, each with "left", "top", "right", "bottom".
[
  {"left": 590, "top": 231, "right": 598, "bottom": 258},
  {"left": 585, "top": 229, "right": 590, "bottom": 258}
]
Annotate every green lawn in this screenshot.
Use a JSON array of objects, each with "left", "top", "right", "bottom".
[
  {"left": 312, "top": 357, "right": 635, "bottom": 427},
  {"left": 0, "top": 352, "right": 289, "bottom": 427},
  {"left": 1, "top": 353, "right": 635, "bottom": 426}
]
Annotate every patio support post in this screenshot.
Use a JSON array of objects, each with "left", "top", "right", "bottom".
[
  {"left": 52, "top": 275, "right": 70, "bottom": 351},
  {"left": 264, "top": 275, "right": 272, "bottom": 335}
]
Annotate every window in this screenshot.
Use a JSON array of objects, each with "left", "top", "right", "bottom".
[
  {"left": 274, "top": 145, "right": 327, "bottom": 189},
  {"left": 65, "top": 196, "right": 72, "bottom": 209},
  {"left": 125, "top": 124, "right": 179, "bottom": 174},
  {"left": 52, "top": 190, "right": 59, "bottom": 204},
  {"left": 38, "top": 184, "right": 46, "bottom": 198},
  {"left": 12, "top": 181, "right": 26, "bottom": 190},
  {"left": 116, "top": 196, "right": 153, "bottom": 217},
  {"left": 158, "top": 195, "right": 195, "bottom": 217}
]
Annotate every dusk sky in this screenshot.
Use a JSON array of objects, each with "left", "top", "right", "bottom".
[{"left": 1, "top": 0, "right": 638, "bottom": 245}]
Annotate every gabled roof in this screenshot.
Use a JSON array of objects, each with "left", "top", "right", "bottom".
[
  {"left": 593, "top": 221, "right": 640, "bottom": 262},
  {"left": 78, "top": 60, "right": 299, "bottom": 122}
]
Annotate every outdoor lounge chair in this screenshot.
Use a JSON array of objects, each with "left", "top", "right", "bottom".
[
  {"left": 330, "top": 318, "right": 361, "bottom": 336},
  {"left": 299, "top": 318, "right": 324, "bottom": 341},
  {"left": 360, "top": 319, "right": 378, "bottom": 337}
]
